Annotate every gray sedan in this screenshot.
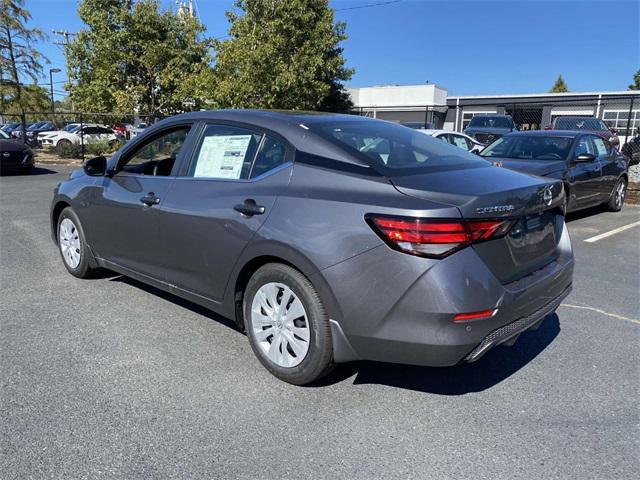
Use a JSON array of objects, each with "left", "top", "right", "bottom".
[{"left": 51, "top": 111, "right": 573, "bottom": 384}]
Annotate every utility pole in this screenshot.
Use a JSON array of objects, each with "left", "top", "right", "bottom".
[
  {"left": 51, "top": 30, "right": 76, "bottom": 47},
  {"left": 49, "top": 68, "right": 61, "bottom": 112}
]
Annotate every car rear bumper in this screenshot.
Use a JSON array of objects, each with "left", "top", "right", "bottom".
[{"left": 321, "top": 222, "right": 574, "bottom": 366}]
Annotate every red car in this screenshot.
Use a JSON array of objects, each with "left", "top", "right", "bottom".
[{"left": 546, "top": 116, "right": 619, "bottom": 146}]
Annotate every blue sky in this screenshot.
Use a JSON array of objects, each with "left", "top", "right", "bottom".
[{"left": 25, "top": 0, "right": 640, "bottom": 100}]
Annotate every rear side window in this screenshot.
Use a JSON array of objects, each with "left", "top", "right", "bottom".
[
  {"left": 250, "top": 136, "right": 288, "bottom": 178},
  {"left": 591, "top": 136, "right": 610, "bottom": 156},
  {"left": 189, "top": 125, "right": 261, "bottom": 179}
]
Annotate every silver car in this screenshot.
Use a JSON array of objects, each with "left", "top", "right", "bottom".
[{"left": 51, "top": 111, "right": 573, "bottom": 384}]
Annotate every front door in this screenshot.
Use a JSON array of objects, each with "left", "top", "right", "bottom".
[
  {"left": 86, "top": 125, "right": 194, "bottom": 280},
  {"left": 568, "top": 135, "right": 602, "bottom": 208},
  {"left": 159, "top": 123, "right": 292, "bottom": 301}
]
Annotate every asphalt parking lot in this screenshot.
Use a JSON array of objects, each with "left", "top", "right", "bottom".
[{"left": 1, "top": 165, "right": 639, "bottom": 479}]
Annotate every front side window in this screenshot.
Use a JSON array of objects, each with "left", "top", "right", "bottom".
[
  {"left": 574, "top": 137, "right": 595, "bottom": 157},
  {"left": 450, "top": 134, "right": 471, "bottom": 150},
  {"left": 119, "top": 126, "right": 191, "bottom": 176},
  {"left": 309, "top": 120, "right": 488, "bottom": 175},
  {"left": 481, "top": 135, "right": 573, "bottom": 160}
]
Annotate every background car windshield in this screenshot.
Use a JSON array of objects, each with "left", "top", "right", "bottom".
[
  {"left": 555, "top": 117, "right": 607, "bottom": 131},
  {"left": 0, "top": 129, "right": 9, "bottom": 139},
  {"left": 468, "top": 116, "right": 512, "bottom": 128},
  {"left": 309, "top": 120, "right": 488, "bottom": 175},
  {"left": 481, "top": 135, "right": 573, "bottom": 160}
]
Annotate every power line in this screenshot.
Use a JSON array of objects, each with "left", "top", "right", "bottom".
[{"left": 335, "top": 0, "right": 402, "bottom": 12}]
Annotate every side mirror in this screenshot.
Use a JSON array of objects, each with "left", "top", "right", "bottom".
[
  {"left": 574, "top": 153, "right": 596, "bottom": 163},
  {"left": 83, "top": 155, "right": 107, "bottom": 176}
]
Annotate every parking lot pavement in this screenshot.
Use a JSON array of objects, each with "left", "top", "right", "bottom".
[{"left": 1, "top": 166, "right": 639, "bottom": 480}]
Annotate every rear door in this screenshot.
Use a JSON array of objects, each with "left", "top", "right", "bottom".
[
  {"left": 158, "top": 123, "right": 293, "bottom": 301},
  {"left": 567, "top": 135, "right": 602, "bottom": 208}
]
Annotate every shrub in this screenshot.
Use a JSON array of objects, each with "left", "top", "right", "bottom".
[
  {"left": 85, "top": 139, "right": 124, "bottom": 156},
  {"left": 54, "top": 143, "right": 83, "bottom": 159}
]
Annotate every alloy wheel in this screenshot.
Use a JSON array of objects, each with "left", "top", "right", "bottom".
[
  {"left": 615, "top": 180, "right": 626, "bottom": 209},
  {"left": 251, "top": 282, "right": 310, "bottom": 368},
  {"left": 59, "top": 217, "right": 81, "bottom": 269}
]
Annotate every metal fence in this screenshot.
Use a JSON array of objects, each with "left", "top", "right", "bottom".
[{"left": 0, "top": 111, "right": 163, "bottom": 161}]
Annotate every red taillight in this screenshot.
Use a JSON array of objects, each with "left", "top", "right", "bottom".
[
  {"left": 453, "top": 308, "right": 498, "bottom": 322},
  {"left": 367, "top": 215, "right": 514, "bottom": 258}
]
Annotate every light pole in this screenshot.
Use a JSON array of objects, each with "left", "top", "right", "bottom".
[{"left": 49, "top": 68, "right": 61, "bottom": 113}]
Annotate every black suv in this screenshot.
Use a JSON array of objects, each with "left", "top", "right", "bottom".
[{"left": 464, "top": 114, "right": 517, "bottom": 145}]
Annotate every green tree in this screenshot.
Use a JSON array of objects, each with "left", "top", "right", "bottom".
[
  {"left": 3, "top": 84, "right": 50, "bottom": 116},
  {"left": 550, "top": 74, "right": 569, "bottom": 93},
  {"left": 629, "top": 70, "right": 640, "bottom": 90},
  {"left": 0, "top": 0, "right": 47, "bottom": 139},
  {"left": 212, "top": 0, "right": 354, "bottom": 112},
  {"left": 67, "top": 0, "right": 214, "bottom": 119}
]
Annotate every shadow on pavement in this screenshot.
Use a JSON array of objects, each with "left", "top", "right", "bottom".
[
  {"left": 316, "top": 314, "right": 560, "bottom": 394},
  {"left": 108, "top": 273, "right": 560, "bottom": 395},
  {"left": 565, "top": 205, "right": 607, "bottom": 222},
  {"left": 109, "top": 274, "right": 239, "bottom": 332},
  {"left": 0, "top": 166, "right": 58, "bottom": 176}
]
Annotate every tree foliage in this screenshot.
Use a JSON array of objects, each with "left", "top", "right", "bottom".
[
  {"left": 549, "top": 74, "right": 569, "bottom": 93},
  {"left": 0, "top": 0, "right": 48, "bottom": 137},
  {"left": 212, "top": 0, "right": 354, "bottom": 112},
  {"left": 629, "top": 70, "right": 640, "bottom": 90},
  {"left": 67, "top": 0, "right": 215, "bottom": 118}
]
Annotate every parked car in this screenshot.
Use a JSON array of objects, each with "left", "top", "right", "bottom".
[
  {"left": 0, "top": 128, "right": 34, "bottom": 174},
  {"left": 40, "top": 124, "right": 117, "bottom": 148},
  {"left": 464, "top": 114, "right": 517, "bottom": 145},
  {"left": 51, "top": 110, "right": 573, "bottom": 385},
  {"left": 621, "top": 127, "right": 640, "bottom": 166},
  {"left": 419, "top": 129, "right": 484, "bottom": 153},
  {"left": 480, "top": 130, "right": 629, "bottom": 213},
  {"left": 25, "top": 121, "right": 56, "bottom": 145},
  {"left": 129, "top": 122, "right": 148, "bottom": 138},
  {"left": 10, "top": 122, "right": 40, "bottom": 139},
  {"left": 546, "top": 116, "right": 619, "bottom": 146}
]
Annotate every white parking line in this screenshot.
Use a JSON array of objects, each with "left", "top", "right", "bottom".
[{"left": 583, "top": 221, "right": 640, "bottom": 243}]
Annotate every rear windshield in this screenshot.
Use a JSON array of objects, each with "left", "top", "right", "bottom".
[
  {"left": 481, "top": 135, "right": 573, "bottom": 160},
  {"left": 554, "top": 117, "right": 607, "bottom": 131},
  {"left": 468, "top": 116, "right": 512, "bottom": 128},
  {"left": 308, "top": 120, "right": 489, "bottom": 175}
]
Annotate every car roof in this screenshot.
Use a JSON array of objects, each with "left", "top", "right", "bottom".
[{"left": 505, "top": 130, "right": 585, "bottom": 138}]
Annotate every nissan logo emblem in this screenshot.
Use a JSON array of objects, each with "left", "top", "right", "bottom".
[
  {"left": 543, "top": 186, "right": 553, "bottom": 206},
  {"left": 2, "top": 152, "right": 10, "bottom": 158}
]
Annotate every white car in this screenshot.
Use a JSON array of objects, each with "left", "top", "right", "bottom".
[
  {"left": 419, "top": 129, "right": 485, "bottom": 153},
  {"left": 40, "top": 124, "right": 116, "bottom": 148}
]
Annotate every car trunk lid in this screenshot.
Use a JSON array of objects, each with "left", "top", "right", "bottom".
[{"left": 390, "top": 165, "right": 565, "bottom": 283}]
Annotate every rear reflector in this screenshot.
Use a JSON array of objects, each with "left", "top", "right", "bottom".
[
  {"left": 453, "top": 309, "right": 498, "bottom": 322},
  {"left": 366, "top": 214, "right": 514, "bottom": 258}
]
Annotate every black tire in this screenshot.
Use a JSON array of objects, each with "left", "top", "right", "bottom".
[
  {"left": 56, "top": 139, "right": 72, "bottom": 147},
  {"left": 56, "top": 207, "right": 97, "bottom": 278},
  {"left": 243, "top": 263, "right": 334, "bottom": 385},
  {"left": 607, "top": 177, "right": 627, "bottom": 212}
]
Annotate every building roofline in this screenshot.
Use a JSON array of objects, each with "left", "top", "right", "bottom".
[{"left": 448, "top": 90, "right": 640, "bottom": 100}]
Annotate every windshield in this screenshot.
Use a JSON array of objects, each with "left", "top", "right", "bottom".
[
  {"left": 64, "top": 124, "right": 80, "bottom": 132},
  {"left": 27, "top": 122, "right": 45, "bottom": 130},
  {"left": 0, "top": 129, "right": 9, "bottom": 139},
  {"left": 554, "top": 117, "right": 607, "bottom": 131},
  {"left": 468, "top": 116, "right": 513, "bottom": 129},
  {"left": 481, "top": 135, "right": 573, "bottom": 160},
  {"left": 308, "top": 120, "right": 489, "bottom": 175}
]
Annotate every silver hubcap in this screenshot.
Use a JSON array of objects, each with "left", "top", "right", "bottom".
[
  {"left": 615, "top": 181, "right": 626, "bottom": 208},
  {"left": 251, "top": 282, "right": 310, "bottom": 368},
  {"left": 59, "top": 218, "right": 81, "bottom": 269}
]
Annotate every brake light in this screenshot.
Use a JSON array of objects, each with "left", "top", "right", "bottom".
[{"left": 366, "top": 215, "right": 514, "bottom": 258}]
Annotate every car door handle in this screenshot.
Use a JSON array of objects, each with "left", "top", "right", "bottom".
[
  {"left": 234, "top": 199, "right": 265, "bottom": 216},
  {"left": 140, "top": 192, "right": 160, "bottom": 207}
]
